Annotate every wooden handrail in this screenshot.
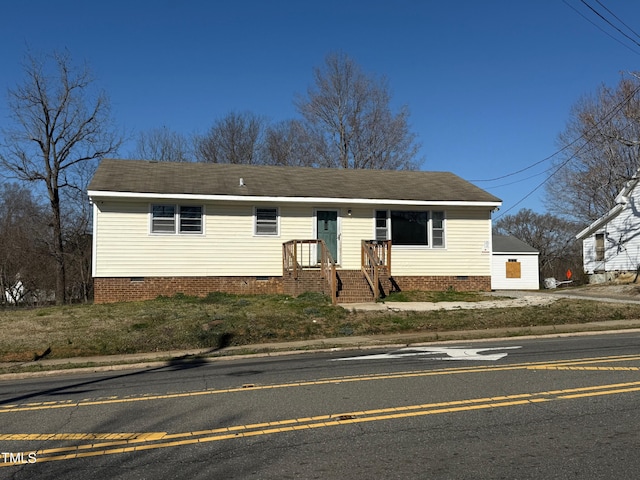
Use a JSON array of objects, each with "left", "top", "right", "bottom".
[
  {"left": 361, "top": 243, "right": 379, "bottom": 299},
  {"left": 283, "top": 239, "right": 337, "bottom": 305},
  {"left": 361, "top": 240, "right": 391, "bottom": 300}
]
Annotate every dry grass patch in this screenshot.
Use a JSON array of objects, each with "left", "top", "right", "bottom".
[{"left": 1, "top": 292, "right": 640, "bottom": 362}]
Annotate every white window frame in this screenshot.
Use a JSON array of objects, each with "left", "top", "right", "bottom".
[
  {"left": 150, "top": 204, "right": 204, "bottom": 235},
  {"left": 375, "top": 209, "right": 446, "bottom": 248},
  {"left": 151, "top": 204, "right": 176, "bottom": 234},
  {"left": 374, "top": 210, "right": 389, "bottom": 241},
  {"left": 254, "top": 207, "right": 280, "bottom": 236},
  {"left": 431, "top": 211, "right": 446, "bottom": 248}
]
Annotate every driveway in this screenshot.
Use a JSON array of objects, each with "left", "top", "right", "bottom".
[{"left": 349, "top": 284, "right": 640, "bottom": 312}]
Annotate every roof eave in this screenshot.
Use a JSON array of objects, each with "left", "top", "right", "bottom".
[
  {"left": 87, "top": 190, "right": 502, "bottom": 207},
  {"left": 576, "top": 203, "right": 625, "bottom": 240}
]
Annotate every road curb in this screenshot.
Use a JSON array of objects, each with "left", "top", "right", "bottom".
[{"left": 3, "top": 321, "right": 640, "bottom": 381}]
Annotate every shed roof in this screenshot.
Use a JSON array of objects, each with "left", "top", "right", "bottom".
[
  {"left": 492, "top": 234, "right": 538, "bottom": 254},
  {"left": 88, "top": 159, "right": 502, "bottom": 205}
]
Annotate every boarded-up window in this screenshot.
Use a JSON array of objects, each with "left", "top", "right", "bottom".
[
  {"left": 595, "top": 233, "right": 605, "bottom": 261},
  {"left": 506, "top": 259, "right": 521, "bottom": 278}
]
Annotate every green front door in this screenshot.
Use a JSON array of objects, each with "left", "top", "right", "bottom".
[{"left": 317, "top": 210, "right": 338, "bottom": 262}]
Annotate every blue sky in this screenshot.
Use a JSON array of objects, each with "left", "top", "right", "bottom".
[{"left": 2, "top": 0, "right": 640, "bottom": 217}]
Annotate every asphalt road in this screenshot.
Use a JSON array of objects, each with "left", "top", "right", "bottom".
[{"left": 1, "top": 332, "right": 640, "bottom": 479}]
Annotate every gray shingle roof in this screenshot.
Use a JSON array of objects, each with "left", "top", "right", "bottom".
[
  {"left": 88, "top": 159, "right": 502, "bottom": 204},
  {"left": 492, "top": 234, "right": 538, "bottom": 253}
]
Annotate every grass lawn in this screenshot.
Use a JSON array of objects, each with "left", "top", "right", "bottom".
[{"left": 2, "top": 291, "right": 640, "bottom": 363}]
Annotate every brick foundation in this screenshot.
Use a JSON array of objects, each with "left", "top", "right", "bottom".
[
  {"left": 282, "top": 270, "right": 330, "bottom": 298},
  {"left": 93, "top": 276, "right": 283, "bottom": 304},
  {"left": 392, "top": 275, "right": 491, "bottom": 292},
  {"left": 93, "top": 274, "right": 492, "bottom": 304}
]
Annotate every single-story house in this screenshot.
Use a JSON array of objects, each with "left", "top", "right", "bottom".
[
  {"left": 491, "top": 234, "right": 539, "bottom": 290},
  {"left": 88, "top": 159, "right": 502, "bottom": 304},
  {"left": 576, "top": 173, "right": 640, "bottom": 283}
]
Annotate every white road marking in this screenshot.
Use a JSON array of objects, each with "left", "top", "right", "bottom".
[{"left": 332, "top": 346, "right": 522, "bottom": 362}]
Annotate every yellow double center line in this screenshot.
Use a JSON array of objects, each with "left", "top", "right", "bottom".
[
  {"left": 2, "top": 379, "right": 640, "bottom": 465},
  {"left": 1, "top": 353, "right": 640, "bottom": 465},
  {"left": 2, "top": 354, "right": 640, "bottom": 414}
]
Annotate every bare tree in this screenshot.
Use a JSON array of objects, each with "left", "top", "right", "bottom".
[
  {"left": 132, "top": 126, "right": 193, "bottom": 162},
  {"left": 0, "top": 183, "right": 52, "bottom": 305},
  {"left": 0, "top": 50, "right": 122, "bottom": 304},
  {"left": 262, "top": 119, "right": 317, "bottom": 166},
  {"left": 195, "top": 111, "right": 264, "bottom": 164},
  {"left": 295, "top": 52, "right": 421, "bottom": 170},
  {"left": 546, "top": 75, "right": 640, "bottom": 224},
  {"left": 494, "top": 209, "right": 583, "bottom": 283}
]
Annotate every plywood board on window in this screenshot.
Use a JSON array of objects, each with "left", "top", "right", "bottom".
[{"left": 506, "top": 261, "right": 521, "bottom": 278}]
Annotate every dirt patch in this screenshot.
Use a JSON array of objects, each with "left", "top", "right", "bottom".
[{"left": 559, "top": 281, "right": 640, "bottom": 299}]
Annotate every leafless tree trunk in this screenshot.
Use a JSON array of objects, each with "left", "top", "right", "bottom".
[
  {"left": 0, "top": 50, "right": 121, "bottom": 304},
  {"left": 295, "top": 52, "right": 421, "bottom": 170}
]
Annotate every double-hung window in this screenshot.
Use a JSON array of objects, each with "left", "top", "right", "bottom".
[
  {"left": 151, "top": 205, "right": 176, "bottom": 233},
  {"left": 179, "top": 206, "right": 203, "bottom": 233},
  {"left": 375, "top": 210, "right": 388, "bottom": 240},
  {"left": 151, "top": 204, "right": 203, "bottom": 234},
  {"left": 431, "top": 211, "right": 445, "bottom": 247},
  {"left": 255, "top": 208, "right": 279, "bottom": 235}
]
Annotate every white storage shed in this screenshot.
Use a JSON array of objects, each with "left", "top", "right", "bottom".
[{"left": 491, "top": 235, "right": 539, "bottom": 290}]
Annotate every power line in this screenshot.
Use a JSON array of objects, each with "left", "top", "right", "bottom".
[
  {"left": 493, "top": 81, "right": 640, "bottom": 219},
  {"left": 594, "top": 0, "right": 640, "bottom": 44},
  {"left": 561, "top": 0, "right": 640, "bottom": 56},
  {"left": 468, "top": 135, "right": 580, "bottom": 183},
  {"left": 480, "top": 1, "right": 640, "bottom": 217},
  {"left": 581, "top": 0, "right": 640, "bottom": 48}
]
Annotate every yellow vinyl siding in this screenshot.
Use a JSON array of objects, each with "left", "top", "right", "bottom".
[
  {"left": 94, "top": 201, "right": 493, "bottom": 278},
  {"left": 94, "top": 201, "right": 316, "bottom": 277},
  {"left": 339, "top": 207, "right": 377, "bottom": 269},
  {"left": 94, "top": 201, "right": 211, "bottom": 276},
  {"left": 390, "top": 207, "right": 492, "bottom": 276}
]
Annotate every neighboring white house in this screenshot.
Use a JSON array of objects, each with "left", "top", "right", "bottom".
[
  {"left": 4, "top": 279, "right": 25, "bottom": 304},
  {"left": 88, "top": 159, "right": 502, "bottom": 304},
  {"left": 576, "top": 173, "right": 640, "bottom": 283},
  {"left": 491, "top": 235, "right": 539, "bottom": 290}
]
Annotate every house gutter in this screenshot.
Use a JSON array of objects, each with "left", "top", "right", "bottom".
[{"left": 87, "top": 190, "right": 502, "bottom": 208}]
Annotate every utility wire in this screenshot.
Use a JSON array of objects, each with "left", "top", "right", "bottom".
[
  {"left": 469, "top": 133, "right": 582, "bottom": 183},
  {"left": 562, "top": 0, "right": 640, "bottom": 56},
  {"left": 481, "top": 0, "right": 640, "bottom": 217},
  {"left": 479, "top": 0, "right": 640, "bottom": 183},
  {"left": 581, "top": 0, "right": 640, "bottom": 48},
  {"left": 493, "top": 82, "right": 640, "bottom": 219},
  {"left": 594, "top": 0, "right": 640, "bottom": 43},
  {"left": 472, "top": 80, "right": 639, "bottom": 184}
]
